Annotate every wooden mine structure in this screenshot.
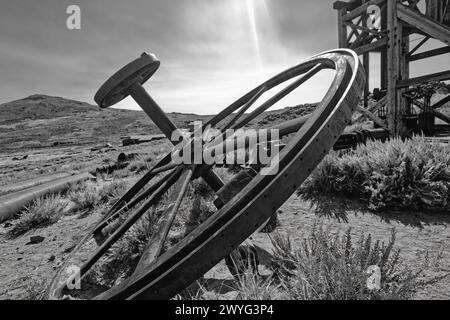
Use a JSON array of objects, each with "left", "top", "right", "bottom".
[{"left": 333, "top": 0, "right": 450, "bottom": 136}]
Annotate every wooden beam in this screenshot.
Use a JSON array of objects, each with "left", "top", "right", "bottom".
[
  {"left": 344, "top": 21, "right": 383, "bottom": 36},
  {"left": 343, "top": 0, "right": 385, "bottom": 21},
  {"left": 380, "top": 2, "right": 388, "bottom": 89},
  {"left": 397, "top": 70, "right": 450, "bottom": 88},
  {"left": 355, "top": 106, "right": 388, "bottom": 128},
  {"left": 337, "top": 7, "right": 348, "bottom": 47},
  {"left": 354, "top": 37, "right": 388, "bottom": 54},
  {"left": 432, "top": 94, "right": 450, "bottom": 109},
  {"left": 354, "top": 96, "right": 387, "bottom": 122},
  {"left": 387, "top": 0, "right": 402, "bottom": 136},
  {"left": 362, "top": 4, "right": 371, "bottom": 110},
  {"left": 407, "top": 36, "right": 429, "bottom": 56},
  {"left": 407, "top": 45, "right": 450, "bottom": 61},
  {"left": 333, "top": 0, "right": 363, "bottom": 11},
  {"left": 399, "top": 23, "right": 410, "bottom": 130},
  {"left": 397, "top": 3, "right": 450, "bottom": 46},
  {"left": 347, "top": 16, "right": 363, "bottom": 41},
  {"left": 413, "top": 99, "right": 450, "bottom": 125}
]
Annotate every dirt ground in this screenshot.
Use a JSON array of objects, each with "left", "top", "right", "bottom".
[{"left": 0, "top": 193, "right": 448, "bottom": 300}]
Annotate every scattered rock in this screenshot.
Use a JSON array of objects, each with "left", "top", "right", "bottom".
[
  {"left": 3, "top": 222, "right": 13, "bottom": 228},
  {"left": 27, "top": 235, "right": 45, "bottom": 245},
  {"left": 48, "top": 255, "right": 56, "bottom": 262}
]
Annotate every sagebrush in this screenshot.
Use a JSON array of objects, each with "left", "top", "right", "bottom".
[{"left": 299, "top": 136, "right": 450, "bottom": 212}]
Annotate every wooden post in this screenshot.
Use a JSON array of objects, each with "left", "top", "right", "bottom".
[
  {"left": 337, "top": 7, "right": 348, "bottom": 47},
  {"left": 362, "top": 0, "right": 370, "bottom": 109},
  {"left": 380, "top": 1, "right": 388, "bottom": 89},
  {"left": 387, "top": 0, "right": 404, "bottom": 136},
  {"left": 398, "top": 22, "right": 410, "bottom": 120}
]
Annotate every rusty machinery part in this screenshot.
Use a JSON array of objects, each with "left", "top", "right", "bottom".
[
  {"left": 47, "top": 49, "right": 365, "bottom": 300},
  {"left": 94, "top": 52, "right": 160, "bottom": 108},
  {"left": 0, "top": 172, "right": 93, "bottom": 223}
]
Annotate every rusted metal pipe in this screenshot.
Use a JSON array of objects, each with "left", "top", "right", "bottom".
[{"left": 0, "top": 172, "right": 93, "bottom": 222}]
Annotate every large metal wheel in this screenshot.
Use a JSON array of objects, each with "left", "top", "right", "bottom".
[{"left": 47, "top": 49, "right": 364, "bottom": 300}]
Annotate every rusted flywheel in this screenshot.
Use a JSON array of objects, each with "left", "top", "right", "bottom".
[{"left": 47, "top": 49, "right": 365, "bottom": 300}]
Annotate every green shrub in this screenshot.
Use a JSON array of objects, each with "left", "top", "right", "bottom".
[
  {"left": 299, "top": 136, "right": 450, "bottom": 212},
  {"left": 9, "top": 194, "right": 68, "bottom": 237}
]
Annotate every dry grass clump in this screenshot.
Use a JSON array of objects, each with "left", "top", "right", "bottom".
[
  {"left": 300, "top": 136, "right": 450, "bottom": 212},
  {"left": 9, "top": 194, "right": 69, "bottom": 237},
  {"left": 186, "top": 225, "right": 422, "bottom": 300},
  {"left": 269, "top": 226, "right": 421, "bottom": 300},
  {"left": 68, "top": 180, "right": 127, "bottom": 213},
  {"left": 89, "top": 214, "right": 155, "bottom": 287}
]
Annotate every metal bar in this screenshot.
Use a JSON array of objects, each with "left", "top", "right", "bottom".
[
  {"left": 65, "top": 166, "right": 184, "bottom": 291},
  {"left": 232, "top": 64, "right": 325, "bottom": 130},
  {"left": 132, "top": 168, "right": 194, "bottom": 277},
  {"left": 224, "top": 86, "right": 266, "bottom": 129},
  {"left": 93, "top": 166, "right": 179, "bottom": 242},
  {"left": 128, "top": 83, "right": 178, "bottom": 141},
  {"left": 0, "top": 172, "right": 93, "bottom": 223}
]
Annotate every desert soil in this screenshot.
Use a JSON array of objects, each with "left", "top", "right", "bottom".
[{"left": 0, "top": 193, "right": 448, "bottom": 300}]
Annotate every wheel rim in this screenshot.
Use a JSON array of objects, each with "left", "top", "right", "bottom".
[{"left": 47, "top": 49, "right": 364, "bottom": 300}]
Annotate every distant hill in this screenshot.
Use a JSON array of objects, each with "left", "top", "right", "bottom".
[
  {"left": 0, "top": 94, "right": 317, "bottom": 151},
  {"left": 0, "top": 94, "right": 99, "bottom": 124}
]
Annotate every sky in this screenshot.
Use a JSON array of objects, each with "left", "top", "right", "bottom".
[{"left": 0, "top": 0, "right": 448, "bottom": 114}]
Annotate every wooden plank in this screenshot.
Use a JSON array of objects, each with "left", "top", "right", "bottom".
[
  {"left": 407, "top": 36, "right": 429, "bottom": 56},
  {"left": 354, "top": 37, "right": 388, "bottom": 54},
  {"left": 355, "top": 106, "right": 388, "bottom": 128},
  {"left": 432, "top": 94, "right": 450, "bottom": 109},
  {"left": 397, "top": 3, "right": 450, "bottom": 46},
  {"left": 380, "top": 2, "right": 388, "bottom": 89},
  {"left": 343, "top": 0, "right": 385, "bottom": 21},
  {"left": 362, "top": 8, "right": 371, "bottom": 110},
  {"left": 407, "top": 45, "right": 450, "bottom": 61},
  {"left": 398, "top": 23, "right": 410, "bottom": 132},
  {"left": 397, "top": 70, "right": 450, "bottom": 88},
  {"left": 355, "top": 96, "right": 387, "bottom": 124},
  {"left": 337, "top": 8, "right": 348, "bottom": 47},
  {"left": 386, "top": 0, "right": 401, "bottom": 135},
  {"left": 347, "top": 16, "right": 363, "bottom": 41},
  {"left": 413, "top": 99, "right": 450, "bottom": 125},
  {"left": 344, "top": 21, "right": 382, "bottom": 36}
]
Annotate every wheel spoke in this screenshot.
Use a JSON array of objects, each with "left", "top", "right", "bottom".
[
  {"left": 105, "top": 153, "right": 173, "bottom": 218},
  {"left": 131, "top": 167, "right": 194, "bottom": 277},
  {"left": 231, "top": 63, "right": 324, "bottom": 130},
  {"left": 221, "top": 86, "right": 266, "bottom": 130},
  {"left": 52, "top": 166, "right": 185, "bottom": 297},
  {"left": 93, "top": 166, "right": 179, "bottom": 242}
]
